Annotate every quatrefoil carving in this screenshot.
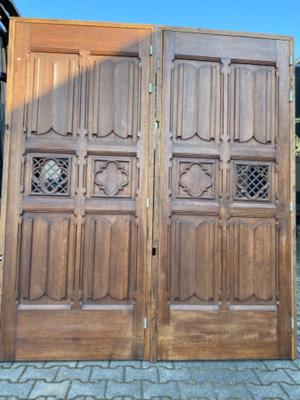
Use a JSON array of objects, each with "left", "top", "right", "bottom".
[
  {"left": 94, "top": 160, "right": 129, "bottom": 196},
  {"left": 179, "top": 162, "right": 213, "bottom": 198}
]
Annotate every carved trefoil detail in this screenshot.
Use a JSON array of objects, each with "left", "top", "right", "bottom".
[
  {"left": 93, "top": 159, "right": 131, "bottom": 197},
  {"left": 31, "top": 157, "right": 71, "bottom": 196},
  {"left": 176, "top": 160, "right": 215, "bottom": 199},
  {"left": 235, "top": 163, "right": 270, "bottom": 201}
]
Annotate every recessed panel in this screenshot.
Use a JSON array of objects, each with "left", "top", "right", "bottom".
[
  {"left": 169, "top": 216, "right": 220, "bottom": 305},
  {"left": 170, "top": 60, "right": 221, "bottom": 143},
  {"left": 173, "top": 158, "right": 218, "bottom": 200}
]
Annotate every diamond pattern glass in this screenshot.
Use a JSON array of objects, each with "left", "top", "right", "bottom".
[
  {"left": 31, "top": 157, "right": 70, "bottom": 195},
  {"left": 235, "top": 164, "right": 270, "bottom": 201}
]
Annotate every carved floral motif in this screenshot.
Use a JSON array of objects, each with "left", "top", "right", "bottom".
[
  {"left": 179, "top": 162, "right": 213, "bottom": 198},
  {"left": 94, "top": 160, "right": 129, "bottom": 196}
]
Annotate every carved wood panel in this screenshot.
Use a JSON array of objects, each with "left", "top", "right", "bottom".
[
  {"left": 88, "top": 57, "right": 140, "bottom": 140},
  {"left": 23, "top": 53, "right": 80, "bottom": 137},
  {"left": 229, "top": 64, "right": 277, "bottom": 145},
  {"left": 87, "top": 156, "right": 136, "bottom": 198},
  {"left": 228, "top": 218, "right": 277, "bottom": 305},
  {"left": 170, "top": 60, "right": 221, "bottom": 143},
  {"left": 18, "top": 213, "right": 75, "bottom": 304},
  {"left": 82, "top": 215, "right": 137, "bottom": 304},
  {"left": 173, "top": 158, "right": 217, "bottom": 200},
  {"left": 169, "top": 217, "right": 219, "bottom": 304}
]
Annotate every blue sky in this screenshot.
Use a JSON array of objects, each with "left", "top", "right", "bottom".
[{"left": 16, "top": 0, "right": 300, "bottom": 57}]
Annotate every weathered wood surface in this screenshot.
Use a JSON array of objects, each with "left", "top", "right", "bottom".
[{"left": 0, "top": 18, "right": 295, "bottom": 360}]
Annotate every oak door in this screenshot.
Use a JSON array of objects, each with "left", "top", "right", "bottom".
[
  {"left": 155, "top": 29, "right": 295, "bottom": 359},
  {"left": 1, "top": 19, "right": 153, "bottom": 360}
]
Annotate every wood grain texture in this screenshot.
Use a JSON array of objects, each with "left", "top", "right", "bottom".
[
  {"left": 155, "top": 29, "right": 294, "bottom": 360},
  {"left": 0, "top": 18, "right": 294, "bottom": 360},
  {"left": 0, "top": 19, "right": 152, "bottom": 360}
]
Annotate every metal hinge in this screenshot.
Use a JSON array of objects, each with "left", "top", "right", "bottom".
[
  {"left": 289, "top": 202, "right": 294, "bottom": 212},
  {"left": 146, "top": 198, "right": 150, "bottom": 208},
  {"left": 0, "top": 255, "right": 3, "bottom": 262},
  {"left": 291, "top": 317, "right": 295, "bottom": 330},
  {"left": 289, "top": 55, "right": 293, "bottom": 66},
  {"left": 149, "top": 45, "right": 153, "bottom": 56},
  {"left": 289, "top": 89, "right": 293, "bottom": 102},
  {"left": 149, "top": 82, "right": 153, "bottom": 94},
  {"left": 144, "top": 317, "right": 148, "bottom": 329}
]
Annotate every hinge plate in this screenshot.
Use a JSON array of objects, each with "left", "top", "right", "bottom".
[
  {"left": 146, "top": 198, "right": 150, "bottom": 208},
  {"left": 149, "top": 45, "right": 153, "bottom": 56},
  {"left": 149, "top": 82, "right": 153, "bottom": 94},
  {"left": 289, "top": 89, "right": 293, "bottom": 102},
  {"left": 289, "top": 202, "right": 294, "bottom": 212},
  {"left": 291, "top": 317, "right": 295, "bottom": 330},
  {"left": 289, "top": 55, "right": 293, "bottom": 66},
  {"left": 144, "top": 317, "right": 148, "bottom": 329}
]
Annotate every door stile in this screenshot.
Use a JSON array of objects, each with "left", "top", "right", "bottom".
[
  {"left": 1, "top": 22, "right": 30, "bottom": 359},
  {"left": 135, "top": 29, "right": 156, "bottom": 359},
  {"left": 289, "top": 38, "right": 297, "bottom": 359},
  {"left": 146, "top": 26, "right": 163, "bottom": 361},
  {"left": 276, "top": 40, "right": 295, "bottom": 358}
]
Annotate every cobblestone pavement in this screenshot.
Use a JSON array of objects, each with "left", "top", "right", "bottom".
[{"left": 0, "top": 278, "right": 299, "bottom": 399}]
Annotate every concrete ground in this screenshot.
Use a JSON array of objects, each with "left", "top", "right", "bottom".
[{"left": 0, "top": 281, "right": 299, "bottom": 399}]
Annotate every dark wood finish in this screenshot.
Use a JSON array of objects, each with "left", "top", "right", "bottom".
[
  {"left": 155, "top": 29, "right": 295, "bottom": 360},
  {"left": 1, "top": 19, "right": 153, "bottom": 360},
  {"left": 0, "top": 19, "right": 295, "bottom": 360}
]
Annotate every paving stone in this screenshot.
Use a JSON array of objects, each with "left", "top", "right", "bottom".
[
  {"left": 0, "top": 362, "right": 13, "bottom": 368},
  {"left": 110, "top": 360, "right": 143, "bottom": 368},
  {"left": 280, "top": 383, "right": 300, "bottom": 399},
  {"left": 125, "top": 366, "right": 158, "bottom": 382},
  {"left": 214, "top": 383, "right": 253, "bottom": 400},
  {"left": 173, "top": 361, "right": 208, "bottom": 369},
  {"left": 247, "top": 382, "right": 289, "bottom": 400},
  {"left": 191, "top": 369, "right": 260, "bottom": 385},
  {"left": 155, "top": 362, "right": 175, "bottom": 369},
  {"left": 12, "top": 362, "right": 45, "bottom": 368},
  {"left": 91, "top": 366, "right": 124, "bottom": 381},
  {"left": 68, "top": 381, "right": 106, "bottom": 398},
  {"left": 141, "top": 361, "right": 158, "bottom": 369},
  {"left": 110, "top": 397, "right": 135, "bottom": 400},
  {"left": 159, "top": 368, "right": 192, "bottom": 383},
  {"left": 256, "top": 369, "right": 295, "bottom": 384},
  {"left": 44, "top": 361, "right": 78, "bottom": 368},
  {"left": 106, "top": 381, "right": 142, "bottom": 398},
  {"left": 55, "top": 366, "right": 91, "bottom": 382},
  {"left": 0, "top": 366, "right": 26, "bottom": 382},
  {"left": 0, "top": 381, "right": 34, "bottom": 397},
  {"left": 20, "top": 366, "right": 59, "bottom": 382},
  {"left": 143, "top": 381, "right": 179, "bottom": 399},
  {"left": 77, "top": 361, "right": 110, "bottom": 368},
  {"left": 263, "top": 360, "right": 300, "bottom": 371},
  {"left": 149, "top": 397, "right": 174, "bottom": 400},
  {"left": 225, "top": 360, "right": 268, "bottom": 371},
  {"left": 29, "top": 381, "right": 70, "bottom": 398},
  {"left": 177, "top": 382, "right": 215, "bottom": 399},
  {"left": 286, "top": 368, "right": 300, "bottom": 383}
]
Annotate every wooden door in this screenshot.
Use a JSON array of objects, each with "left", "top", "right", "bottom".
[
  {"left": 0, "top": 19, "right": 153, "bottom": 360},
  {"left": 155, "top": 29, "right": 295, "bottom": 359}
]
